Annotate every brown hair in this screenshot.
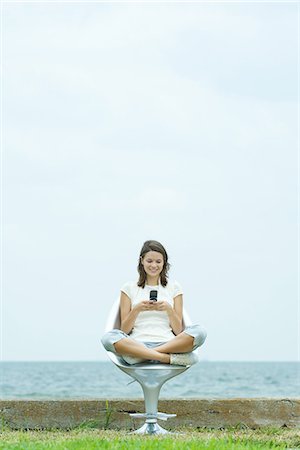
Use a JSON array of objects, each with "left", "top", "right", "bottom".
[{"left": 137, "top": 240, "right": 170, "bottom": 288}]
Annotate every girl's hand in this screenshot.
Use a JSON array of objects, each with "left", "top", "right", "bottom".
[
  {"left": 154, "top": 300, "right": 173, "bottom": 314},
  {"left": 133, "top": 301, "right": 156, "bottom": 313}
]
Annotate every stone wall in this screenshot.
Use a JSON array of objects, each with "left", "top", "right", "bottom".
[{"left": 1, "top": 399, "right": 299, "bottom": 430}]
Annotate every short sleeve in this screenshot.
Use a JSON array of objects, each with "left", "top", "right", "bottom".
[
  {"left": 120, "top": 281, "right": 134, "bottom": 300},
  {"left": 173, "top": 280, "right": 183, "bottom": 298}
]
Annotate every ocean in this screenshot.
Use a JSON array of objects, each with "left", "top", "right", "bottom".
[{"left": 1, "top": 361, "right": 299, "bottom": 399}]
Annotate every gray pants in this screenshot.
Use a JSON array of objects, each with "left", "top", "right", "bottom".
[{"left": 101, "top": 324, "right": 207, "bottom": 365}]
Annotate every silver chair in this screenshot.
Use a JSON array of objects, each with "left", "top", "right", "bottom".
[{"left": 104, "top": 299, "right": 198, "bottom": 435}]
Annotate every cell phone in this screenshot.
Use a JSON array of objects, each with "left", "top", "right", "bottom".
[{"left": 149, "top": 290, "right": 158, "bottom": 302}]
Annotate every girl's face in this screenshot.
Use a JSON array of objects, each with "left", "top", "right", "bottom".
[{"left": 141, "top": 251, "right": 164, "bottom": 279}]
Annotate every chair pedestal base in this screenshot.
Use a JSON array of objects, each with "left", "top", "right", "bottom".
[
  {"left": 129, "top": 412, "right": 176, "bottom": 435},
  {"left": 131, "top": 422, "right": 170, "bottom": 435}
]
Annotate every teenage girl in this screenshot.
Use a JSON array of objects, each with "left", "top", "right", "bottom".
[{"left": 101, "top": 240, "right": 207, "bottom": 365}]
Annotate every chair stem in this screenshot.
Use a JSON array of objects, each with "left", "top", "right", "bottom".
[{"left": 141, "top": 383, "right": 162, "bottom": 416}]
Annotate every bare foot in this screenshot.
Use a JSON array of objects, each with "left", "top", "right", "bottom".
[{"left": 157, "top": 353, "right": 170, "bottom": 364}]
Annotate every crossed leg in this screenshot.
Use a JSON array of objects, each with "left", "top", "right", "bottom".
[
  {"left": 114, "top": 338, "right": 170, "bottom": 363},
  {"left": 154, "top": 332, "right": 194, "bottom": 354},
  {"left": 114, "top": 332, "right": 195, "bottom": 364}
]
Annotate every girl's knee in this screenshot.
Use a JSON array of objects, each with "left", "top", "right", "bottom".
[
  {"left": 198, "top": 326, "right": 207, "bottom": 346},
  {"left": 101, "top": 329, "right": 129, "bottom": 353},
  {"left": 185, "top": 324, "right": 207, "bottom": 348},
  {"left": 195, "top": 325, "right": 207, "bottom": 347},
  {"left": 101, "top": 331, "right": 113, "bottom": 351}
]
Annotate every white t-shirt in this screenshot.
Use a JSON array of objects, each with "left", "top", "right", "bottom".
[{"left": 120, "top": 280, "right": 183, "bottom": 342}]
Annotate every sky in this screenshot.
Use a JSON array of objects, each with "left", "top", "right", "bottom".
[{"left": 1, "top": 1, "right": 298, "bottom": 362}]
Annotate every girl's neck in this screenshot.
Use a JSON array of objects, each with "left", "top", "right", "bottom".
[{"left": 146, "top": 276, "right": 160, "bottom": 286}]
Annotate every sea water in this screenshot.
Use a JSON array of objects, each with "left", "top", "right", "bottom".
[{"left": 0, "top": 361, "right": 299, "bottom": 399}]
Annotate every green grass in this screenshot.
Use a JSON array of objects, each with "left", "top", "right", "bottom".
[{"left": 0, "top": 428, "right": 299, "bottom": 449}]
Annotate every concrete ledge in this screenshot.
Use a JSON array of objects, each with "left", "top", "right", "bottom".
[{"left": 1, "top": 399, "right": 299, "bottom": 430}]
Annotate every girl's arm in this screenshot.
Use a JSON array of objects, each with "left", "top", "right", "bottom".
[
  {"left": 154, "top": 295, "right": 183, "bottom": 335},
  {"left": 167, "top": 294, "right": 183, "bottom": 335},
  {"left": 120, "top": 291, "right": 155, "bottom": 334}
]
